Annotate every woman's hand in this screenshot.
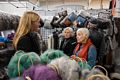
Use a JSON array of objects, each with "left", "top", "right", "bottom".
[
  {"left": 71, "top": 55, "right": 80, "bottom": 62},
  {"left": 71, "top": 55, "right": 85, "bottom": 62},
  {"left": 74, "top": 57, "right": 81, "bottom": 62},
  {"left": 70, "top": 55, "right": 76, "bottom": 60}
]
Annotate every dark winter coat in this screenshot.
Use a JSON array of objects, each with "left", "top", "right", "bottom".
[
  {"left": 17, "top": 32, "right": 40, "bottom": 55},
  {"left": 59, "top": 37, "right": 76, "bottom": 56}
]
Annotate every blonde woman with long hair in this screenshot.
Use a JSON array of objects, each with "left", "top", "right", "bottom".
[{"left": 13, "top": 11, "right": 41, "bottom": 55}]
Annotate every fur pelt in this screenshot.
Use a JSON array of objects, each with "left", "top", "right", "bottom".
[
  {"left": 23, "top": 64, "right": 61, "bottom": 80},
  {"left": 40, "top": 49, "right": 67, "bottom": 64},
  {"left": 7, "top": 50, "right": 40, "bottom": 78},
  {"left": 48, "top": 56, "right": 81, "bottom": 80},
  {"left": 81, "top": 68, "right": 110, "bottom": 80}
]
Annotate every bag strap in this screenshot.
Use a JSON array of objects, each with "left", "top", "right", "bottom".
[
  {"left": 17, "top": 53, "right": 33, "bottom": 77},
  {"left": 92, "top": 65, "right": 108, "bottom": 76},
  {"left": 87, "top": 74, "right": 110, "bottom": 80},
  {"left": 71, "top": 55, "right": 87, "bottom": 69},
  {"left": 48, "top": 64, "right": 60, "bottom": 75},
  {"left": 76, "top": 57, "right": 88, "bottom": 69}
]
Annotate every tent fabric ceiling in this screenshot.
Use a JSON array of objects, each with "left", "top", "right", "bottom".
[
  {"left": 0, "top": 0, "right": 110, "bottom": 9},
  {"left": 37, "top": 0, "right": 109, "bottom": 9},
  {"left": 0, "top": 0, "right": 38, "bottom": 5},
  {"left": 0, "top": 0, "right": 28, "bottom": 1}
]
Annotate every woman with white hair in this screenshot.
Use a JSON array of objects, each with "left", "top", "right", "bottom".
[
  {"left": 71, "top": 28, "right": 97, "bottom": 67},
  {"left": 59, "top": 27, "right": 76, "bottom": 56}
]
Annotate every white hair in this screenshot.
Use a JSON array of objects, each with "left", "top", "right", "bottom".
[
  {"left": 48, "top": 56, "right": 81, "bottom": 80},
  {"left": 76, "top": 28, "right": 90, "bottom": 38},
  {"left": 62, "top": 27, "right": 74, "bottom": 37}
]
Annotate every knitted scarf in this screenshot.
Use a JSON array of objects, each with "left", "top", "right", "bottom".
[{"left": 74, "top": 39, "right": 92, "bottom": 60}]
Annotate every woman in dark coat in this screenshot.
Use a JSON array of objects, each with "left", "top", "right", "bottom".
[
  {"left": 13, "top": 11, "right": 41, "bottom": 55},
  {"left": 59, "top": 27, "right": 76, "bottom": 56}
]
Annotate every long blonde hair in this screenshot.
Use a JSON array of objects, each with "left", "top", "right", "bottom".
[{"left": 13, "top": 11, "right": 40, "bottom": 49}]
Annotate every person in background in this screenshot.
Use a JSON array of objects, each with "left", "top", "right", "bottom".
[
  {"left": 13, "top": 11, "right": 41, "bottom": 55},
  {"left": 71, "top": 28, "right": 97, "bottom": 67},
  {"left": 59, "top": 27, "right": 76, "bottom": 56},
  {"left": 87, "top": 19, "right": 106, "bottom": 65}
]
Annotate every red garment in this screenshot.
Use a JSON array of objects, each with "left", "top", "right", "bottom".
[
  {"left": 112, "top": 0, "right": 116, "bottom": 16},
  {"left": 74, "top": 39, "right": 92, "bottom": 60}
]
